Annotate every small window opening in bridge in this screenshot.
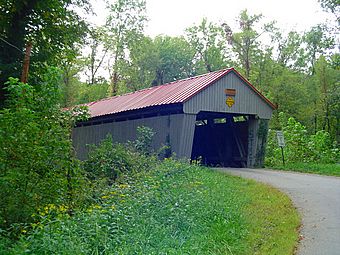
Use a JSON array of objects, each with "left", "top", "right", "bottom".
[
  {"left": 195, "top": 120, "right": 207, "bottom": 126},
  {"left": 213, "top": 118, "right": 227, "bottom": 124},
  {"left": 233, "top": 116, "right": 247, "bottom": 122}
]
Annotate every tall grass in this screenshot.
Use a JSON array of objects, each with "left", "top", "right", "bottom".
[{"left": 3, "top": 159, "right": 299, "bottom": 254}]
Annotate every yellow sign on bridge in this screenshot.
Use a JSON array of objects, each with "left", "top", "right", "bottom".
[{"left": 226, "top": 96, "right": 235, "bottom": 107}]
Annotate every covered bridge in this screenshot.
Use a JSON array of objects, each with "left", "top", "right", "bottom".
[{"left": 73, "top": 68, "right": 276, "bottom": 167}]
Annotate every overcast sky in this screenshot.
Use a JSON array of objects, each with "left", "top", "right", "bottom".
[{"left": 89, "top": 0, "right": 333, "bottom": 36}]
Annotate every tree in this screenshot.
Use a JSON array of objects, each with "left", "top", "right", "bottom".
[
  {"left": 302, "top": 25, "right": 335, "bottom": 133},
  {"left": 271, "top": 30, "right": 304, "bottom": 69},
  {"left": 318, "top": 0, "right": 340, "bottom": 24},
  {"left": 314, "top": 55, "right": 340, "bottom": 137},
  {"left": 303, "top": 25, "right": 334, "bottom": 74},
  {"left": 83, "top": 26, "right": 109, "bottom": 85},
  {"left": 152, "top": 36, "right": 195, "bottom": 85},
  {"left": 222, "top": 9, "right": 274, "bottom": 79},
  {"left": 105, "top": 0, "right": 148, "bottom": 96},
  {"left": 186, "top": 18, "right": 228, "bottom": 74},
  {"left": 0, "top": 68, "right": 89, "bottom": 231},
  {"left": 107, "top": 35, "right": 158, "bottom": 93},
  {"left": 0, "top": 0, "right": 90, "bottom": 105},
  {"left": 59, "top": 54, "right": 84, "bottom": 107}
]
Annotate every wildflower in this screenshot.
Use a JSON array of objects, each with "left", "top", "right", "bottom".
[
  {"left": 59, "top": 204, "right": 67, "bottom": 213},
  {"left": 118, "top": 184, "right": 129, "bottom": 189},
  {"left": 31, "top": 223, "right": 39, "bottom": 228}
]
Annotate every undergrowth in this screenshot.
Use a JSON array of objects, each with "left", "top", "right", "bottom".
[{"left": 1, "top": 159, "right": 299, "bottom": 255}]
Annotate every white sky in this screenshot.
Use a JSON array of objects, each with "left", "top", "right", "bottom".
[{"left": 89, "top": 0, "right": 333, "bottom": 37}]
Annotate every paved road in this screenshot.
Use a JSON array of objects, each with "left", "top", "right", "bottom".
[{"left": 218, "top": 168, "right": 340, "bottom": 255}]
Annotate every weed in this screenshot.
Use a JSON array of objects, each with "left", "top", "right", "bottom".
[{"left": 3, "top": 160, "right": 299, "bottom": 255}]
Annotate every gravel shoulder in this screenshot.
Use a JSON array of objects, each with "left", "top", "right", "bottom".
[{"left": 217, "top": 168, "right": 340, "bottom": 255}]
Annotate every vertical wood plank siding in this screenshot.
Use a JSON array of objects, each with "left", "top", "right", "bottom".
[
  {"left": 183, "top": 72, "right": 273, "bottom": 119},
  {"left": 247, "top": 117, "right": 259, "bottom": 167},
  {"left": 72, "top": 114, "right": 185, "bottom": 160},
  {"left": 178, "top": 114, "right": 196, "bottom": 158}
]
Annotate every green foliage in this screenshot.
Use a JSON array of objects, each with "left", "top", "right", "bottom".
[
  {"left": 105, "top": 0, "right": 148, "bottom": 95},
  {"left": 84, "top": 135, "right": 135, "bottom": 181},
  {"left": 0, "top": 0, "right": 90, "bottom": 102},
  {"left": 222, "top": 9, "right": 274, "bottom": 79},
  {"left": 152, "top": 35, "right": 196, "bottom": 85},
  {"left": 0, "top": 72, "right": 88, "bottom": 235},
  {"left": 82, "top": 26, "right": 109, "bottom": 86},
  {"left": 319, "top": 0, "right": 340, "bottom": 15},
  {"left": 134, "top": 126, "right": 155, "bottom": 155},
  {"left": 83, "top": 131, "right": 156, "bottom": 183},
  {"left": 3, "top": 160, "right": 299, "bottom": 254},
  {"left": 303, "top": 25, "right": 335, "bottom": 73},
  {"left": 266, "top": 112, "right": 339, "bottom": 166},
  {"left": 117, "top": 35, "right": 159, "bottom": 90},
  {"left": 76, "top": 82, "right": 110, "bottom": 104},
  {"left": 186, "top": 18, "right": 228, "bottom": 73}
]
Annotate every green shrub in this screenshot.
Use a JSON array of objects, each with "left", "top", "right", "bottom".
[
  {"left": 0, "top": 71, "right": 88, "bottom": 236},
  {"left": 83, "top": 134, "right": 156, "bottom": 183},
  {"left": 84, "top": 135, "right": 135, "bottom": 181},
  {"left": 133, "top": 125, "right": 155, "bottom": 155},
  {"left": 266, "top": 112, "right": 339, "bottom": 166}
]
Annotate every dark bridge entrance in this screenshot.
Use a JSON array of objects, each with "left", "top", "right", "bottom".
[{"left": 191, "top": 112, "right": 249, "bottom": 167}]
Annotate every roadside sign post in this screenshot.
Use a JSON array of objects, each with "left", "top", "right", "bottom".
[{"left": 276, "top": 131, "right": 285, "bottom": 166}]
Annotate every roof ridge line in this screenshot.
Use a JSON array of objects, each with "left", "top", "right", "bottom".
[
  {"left": 87, "top": 67, "right": 233, "bottom": 105},
  {"left": 165, "top": 67, "right": 232, "bottom": 85}
]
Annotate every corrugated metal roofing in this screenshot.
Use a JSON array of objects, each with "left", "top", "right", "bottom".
[{"left": 84, "top": 68, "right": 276, "bottom": 118}]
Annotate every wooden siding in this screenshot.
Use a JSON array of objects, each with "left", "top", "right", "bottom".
[
  {"left": 247, "top": 117, "right": 259, "bottom": 167},
  {"left": 183, "top": 72, "right": 273, "bottom": 119},
  {"left": 178, "top": 114, "right": 196, "bottom": 158},
  {"left": 72, "top": 114, "right": 185, "bottom": 160}
]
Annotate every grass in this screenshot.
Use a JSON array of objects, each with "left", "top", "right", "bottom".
[
  {"left": 243, "top": 182, "right": 300, "bottom": 254},
  {"left": 269, "top": 162, "right": 340, "bottom": 177},
  {"left": 3, "top": 159, "right": 300, "bottom": 254}
]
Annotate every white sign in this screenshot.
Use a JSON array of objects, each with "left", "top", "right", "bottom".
[{"left": 276, "top": 131, "right": 285, "bottom": 147}]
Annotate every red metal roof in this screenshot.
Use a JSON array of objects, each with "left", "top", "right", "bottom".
[{"left": 84, "top": 68, "right": 276, "bottom": 118}]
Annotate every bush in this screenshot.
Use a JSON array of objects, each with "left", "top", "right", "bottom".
[
  {"left": 266, "top": 112, "right": 339, "bottom": 166},
  {"left": 0, "top": 71, "right": 88, "bottom": 236},
  {"left": 133, "top": 126, "right": 155, "bottom": 155},
  {"left": 83, "top": 133, "right": 157, "bottom": 184}
]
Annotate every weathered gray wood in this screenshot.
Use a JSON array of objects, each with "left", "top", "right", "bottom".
[
  {"left": 183, "top": 72, "right": 273, "bottom": 119},
  {"left": 72, "top": 114, "right": 185, "bottom": 160},
  {"left": 73, "top": 71, "right": 274, "bottom": 166}
]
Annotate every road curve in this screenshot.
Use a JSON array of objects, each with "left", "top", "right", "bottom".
[{"left": 217, "top": 168, "right": 340, "bottom": 255}]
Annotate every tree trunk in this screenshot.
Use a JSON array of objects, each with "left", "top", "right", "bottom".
[
  {"left": 110, "top": 71, "right": 118, "bottom": 96},
  {"left": 21, "top": 43, "right": 32, "bottom": 83}
]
